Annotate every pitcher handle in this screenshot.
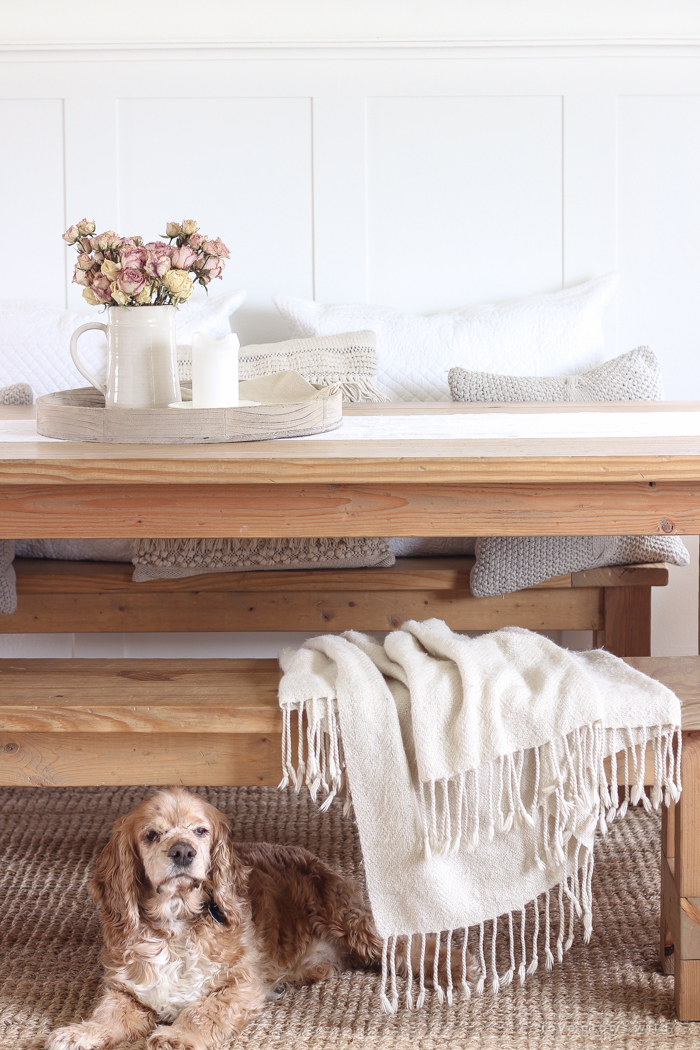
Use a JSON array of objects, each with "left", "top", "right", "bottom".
[{"left": 70, "top": 321, "right": 108, "bottom": 396}]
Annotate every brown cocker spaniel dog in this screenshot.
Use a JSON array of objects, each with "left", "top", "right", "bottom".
[{"left": 46, "top": 787, "right": 385, "bottom": 1050}]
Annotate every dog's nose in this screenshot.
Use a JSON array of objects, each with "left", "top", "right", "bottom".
[{"left": 167, "top": 841, "right": 197, "bottom": 867}]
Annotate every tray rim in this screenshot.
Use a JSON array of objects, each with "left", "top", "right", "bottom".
[{"left": 35, "top": 386, "right": 343, "bottom": 444}]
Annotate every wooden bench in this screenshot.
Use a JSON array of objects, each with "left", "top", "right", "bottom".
[
  {"left": 0, "top": 653, "right": 698, "bottom": 1018},
  {"left": 4, "top": 556, "right": 670, "bottom": 657}
]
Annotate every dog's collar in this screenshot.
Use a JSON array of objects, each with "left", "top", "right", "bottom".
[{"left": 207, "top": 898, "right": 226, "bottom": 925}]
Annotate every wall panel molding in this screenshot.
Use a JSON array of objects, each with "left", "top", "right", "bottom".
[{"left": 3, "top": 39, "right": 700, "bottom": 63}]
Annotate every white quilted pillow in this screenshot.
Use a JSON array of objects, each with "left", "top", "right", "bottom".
[
  {"left": 274, "top": 274, "right": 618, "bottom": 403},
  {"left": 0, "top": 290, "right": 246, "bottom": 396}
]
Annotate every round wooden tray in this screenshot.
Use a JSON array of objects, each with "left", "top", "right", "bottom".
[{"left": 36, "top": 387, "right": 343, "bottom": 443}]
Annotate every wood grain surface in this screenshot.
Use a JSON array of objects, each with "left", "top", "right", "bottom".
[
  {"left": 5, "top": 403, "right": 700, "bottom": 487},
  {"left": 0, "top": 732, "right": 281, "bottom": 787},
  {"left": 1, "top": 479, "right": 698, "bottom": 537},
  {"left": 11, "top": 557, "right": 669, "bottom": 593},
  {"left": 35, "top": 387, "right": 343, "bottom": 444},
  {"left": 6, "top": 581, "right": 603, "bottom": 634}
]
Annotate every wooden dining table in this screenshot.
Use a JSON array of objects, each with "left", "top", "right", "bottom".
[
  {"left": 2, "top": 400, "right": 700, "bottom": 542},
  {"left": 2, "top": 397, "right": 700, "bottom": 1020}
]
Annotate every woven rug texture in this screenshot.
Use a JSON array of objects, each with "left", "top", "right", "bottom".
[{"left": 0, "top": 785, "right": 693, "bottom": 1050}]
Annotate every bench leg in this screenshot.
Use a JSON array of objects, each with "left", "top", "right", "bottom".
[
  {"left": 602, "top": 586, "right": 651, "bottom": 657},
  {"left": 665, "top": 731, "right": 700, "bottom": 1019}
]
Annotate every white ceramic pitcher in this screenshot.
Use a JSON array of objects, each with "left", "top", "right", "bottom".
[{"left": 70, "top": 305, "right": 182, "bottom": 409}]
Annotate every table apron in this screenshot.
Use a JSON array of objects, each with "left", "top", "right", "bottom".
[{"left": 0, "top": 481, "right": 698, "bottom": 538}]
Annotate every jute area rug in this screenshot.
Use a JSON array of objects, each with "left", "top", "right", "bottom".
[{"left": 0, "top": 785, "right": 695, "bottom": 1050}]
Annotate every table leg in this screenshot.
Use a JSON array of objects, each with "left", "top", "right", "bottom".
[{"left": 666, "top": 731, "right": 700, "bottom": 1019}]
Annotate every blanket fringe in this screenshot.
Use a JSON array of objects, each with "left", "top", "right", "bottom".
[
  {"left": 379, "top": 841, "right": 604, "bottom": 1011},
  {"left": 416, "top": 721, "right": 680, "bottom": 858},
  {"left": 280, "top": 705, "right": 681, "bottom": 849}
]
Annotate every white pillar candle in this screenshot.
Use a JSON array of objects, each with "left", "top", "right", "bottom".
[{"left": 191, "top": 332, "right": 240, "bottom": 408}]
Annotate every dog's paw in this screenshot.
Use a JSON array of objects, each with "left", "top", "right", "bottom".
[
  {"left": 147, "top": 1027, "right": 202, "bottom": 1050},
  {"left": 45, "top": 1024, "right": 106, "bottom": 1050}
]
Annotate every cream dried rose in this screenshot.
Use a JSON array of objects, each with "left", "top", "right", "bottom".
[
  {"left": 110, "top": 283, "right": 130, "bottom": 306},
  {"left": 101, "top": 259, "right": 121, "bottom": 282},
  {"left": 133, "top": 282, "right": 153, "bottom": 305},
  {"left": 162, "top": 268, "right": 193, "bottom": 300},
  {"left": 82, "top": 287, "right": 103, "bottom": 306}
]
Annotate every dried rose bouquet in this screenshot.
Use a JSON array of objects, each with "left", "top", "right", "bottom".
[{"left": 62, "top": 219, "right": 230, "bottom": 308}]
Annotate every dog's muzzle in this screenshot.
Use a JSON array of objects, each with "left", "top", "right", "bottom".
[{"left": 167, "top": 841, "right": 197, "bottom": 868}]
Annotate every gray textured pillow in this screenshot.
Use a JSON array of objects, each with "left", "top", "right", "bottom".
[
  {"left": 0, "top": 540, "right": 16, "bottom": 615},
  {"left": 449, "top": 346, "right": 662, "bottom": 403},
  {"left": 132, "top": 536, "right": 395, "bottom": 581},
  {"left": 387, "top": 537, "right": 476, "bottom": 558},
  {"left": 0, "top": 382, "right": 32, "bottom": 405},
  {"left": 470, "top": 534, "right": 689, "bottom": 597}
]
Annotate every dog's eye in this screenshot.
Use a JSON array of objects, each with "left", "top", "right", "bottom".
[
  {"left": 194, "top": 827, "right": 208, "bottom": 836},
  {"left": 144, "top": 830, "right": 159, "bottom": 843}
]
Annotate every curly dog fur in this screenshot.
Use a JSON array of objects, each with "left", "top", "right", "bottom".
[{"left": 46, "top": 788, "right": 384, "bottom": 1050}]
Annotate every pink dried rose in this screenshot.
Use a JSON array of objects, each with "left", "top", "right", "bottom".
[
  {"left": 76, "top": 219, "right": 96, "bottom": 237},
  {"left": 62, "top": 225, "right": 80, "bottom": 244},
  {"left": 85, "top": 273, "right": 112, "bottom": 304},
  {"left": 73, "top": 267, "right": 91, "bottom": 287},
  {"left": 72, "top": 254, "right": 97, "bottom": 286},
  {"left": 144, "top": 243, "right": 171, "bottom": 278},
  {"left": 95, "top": 230, "right": 121, "bottom": 252},
  {"left": 194, "top": 255, "right": 224, "bottom": 284},
  {"left": 117, "top": 267, "right": 147, "bottom": 297},
  {"left": 202, "top": 237, "right": 230, "bottom": 258},
  {"left": 170, "top": 244, "right": 198, "bottom": 271},
  {"left": 120, "top": 246, "right": 148, "bottom": 270},
  {"left": 78, "top": 237, "right": 94, "bottom": 253},
  {"left": 188, "top": 233, "right": 205, "bottom": 250}
]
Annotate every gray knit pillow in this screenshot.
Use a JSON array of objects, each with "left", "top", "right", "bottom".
[
  {"left": 132, "top": 536, "right": 395, "bottom": 581},
  {"left": 470, "top": 534, "right": 689, "bottom": 597},
  {"left": 448, "top": 346, "right": 662, "bottom": 403},
  {"left": 0, "top": 382, "right": 32, "bottom": 405},
  {"left": 0, "top": 540, "right": 16, "bottom": 615}
]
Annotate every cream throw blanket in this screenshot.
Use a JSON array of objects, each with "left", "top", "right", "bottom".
[{"left": 278, "top": 621, "right": 681, "bottom": 1010}]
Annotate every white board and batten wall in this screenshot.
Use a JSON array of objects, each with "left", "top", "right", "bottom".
[{"left": 0, "top": 20, "right": 699, "bottom": 658}]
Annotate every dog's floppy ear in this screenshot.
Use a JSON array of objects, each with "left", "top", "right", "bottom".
[
  {"left": 206, "top": 805, "right": 245, "bottom": 927},
  {"left": 89, "top": 812, "right": 144, "bottom": 942}
]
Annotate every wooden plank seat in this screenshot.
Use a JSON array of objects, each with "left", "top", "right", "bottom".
[
  {"left": 0, "top": 653, "right": 699, "bottom": 1017},
  {"left": 5, "top": 556, "right": 671, "bottom": 657}
]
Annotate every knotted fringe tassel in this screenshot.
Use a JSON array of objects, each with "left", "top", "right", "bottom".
[
  {"left": 278, "top": 698, "right": 346, "bottom": 810},
  {"left": 417, "top": 722, "right": 680, "bottom": 858},
  {"left": 384, "top": 850, "right": 601, "bottom": 1011}
]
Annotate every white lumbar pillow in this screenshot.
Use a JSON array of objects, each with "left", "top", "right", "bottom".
[
  {"left": 0, "top": 290, "right": 246, "bottom": 396},
  {"left": 274, "top": 274, "right": 618, "bottom": 402}
]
